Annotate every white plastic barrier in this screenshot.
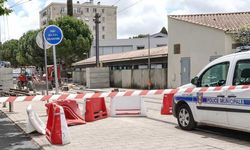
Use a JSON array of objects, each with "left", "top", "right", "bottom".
[
  {"left": 26, "top": 104, "right": 46, "bottom": 134},
  {"left": 110, "top": 96, "right": 147, "bottom": 117},
  {"left": 58, "top": 105, "right": 71, "bottom": 145}
]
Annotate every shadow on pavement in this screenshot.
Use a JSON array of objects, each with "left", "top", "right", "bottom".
[
  {"left": 0, "top": 111, "right": 41, "bottom": 150},
  {"left": 174, "top": 125, "right": 250, "bottom": 147}
]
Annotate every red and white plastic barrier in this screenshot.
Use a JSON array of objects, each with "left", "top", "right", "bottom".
[
  {"left": 46, "top": 103, "right": 70, "bottom": 145},
  {"left": 110, "top": 96, "right": 147, "bottom": 117}
]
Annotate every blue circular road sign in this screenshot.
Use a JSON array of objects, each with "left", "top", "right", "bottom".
[{"left": 44, "top": 25, "right": 63, "bottom": 45}]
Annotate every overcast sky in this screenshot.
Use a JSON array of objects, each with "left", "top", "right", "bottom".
[{"left": 1, "top": 0, "right": 250, "bottom": 42}]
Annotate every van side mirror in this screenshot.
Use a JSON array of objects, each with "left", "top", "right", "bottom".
[{"left": 191, "top": 77, "right": 199, "bottom": 86}]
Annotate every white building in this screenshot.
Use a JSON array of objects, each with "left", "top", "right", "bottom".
[
  {"left": 91, "top": 32, "right": 167, "bottom": 56},
  {"left": 39, "top": 0, "right": 117, "bottom": 40},
  {"left": 168, "top": 12, "right": 250, "bottom": 88}
]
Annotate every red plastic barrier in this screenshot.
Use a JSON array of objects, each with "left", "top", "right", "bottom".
[
  {"left": 85, "top": 97, "right": 108, "bottom": 122},
  {"left": 55, "top": 100, "right": 86, "bottom": 125},
  {"left": 46, "top": 103, "right": 70, "bottom": 145},
  {"left": 161, "top": 93, "right": 174, "bottom": 115}
]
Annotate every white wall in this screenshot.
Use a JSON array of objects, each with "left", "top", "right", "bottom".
[{"left": 168, "top": 17, "right": 234, "bottom": 88}]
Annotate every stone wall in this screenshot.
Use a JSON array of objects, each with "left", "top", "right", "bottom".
[{"left": 0, "top": 68, "right": 14, "bottom": 91}]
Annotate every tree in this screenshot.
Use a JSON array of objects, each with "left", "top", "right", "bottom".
[
  {"left": 0, "top": 39, "right": 19, "bottom": 67},
  {"left": 49, "top": 16, "right": 93, "bottom": 67},
  {"left": 132, "top": 34, "right": 148, "bottom": 39},
  {"left": 17, "top": 30, "right": 48, "bottom": 67},
  {"left": 0, "top": 0, "right": 12, "bottom": 16},
  {"left": 233, "top": 25, "right": 250, "bottom": 45},
  {"left": 160, "top": 27, "right": 168, "bottom": 35}
]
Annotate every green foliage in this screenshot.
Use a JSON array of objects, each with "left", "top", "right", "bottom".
[
  {"left": 49, "top": 16, "right": 93, "bottom": 66},
  {"left": 0, "top": 0, "right": 12, "bottom": 16},
  {"left": 132, "top": 34, "right": 148, "bottom": 39},
  {"left": 233, "top": 25, "right": 250, "bottom": 45},
  {"left": 0, "top": 39, "right": 19, "bottom": 66},
  {"left": 17, "top": 30, "right": 47, "bottom": 67},
  {"left": 160, "top": 27, "right": 168, "bottom": 35}
]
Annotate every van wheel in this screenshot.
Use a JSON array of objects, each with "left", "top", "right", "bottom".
[{"left": 177, "top": 104, "right": 196, "bottom": 130}]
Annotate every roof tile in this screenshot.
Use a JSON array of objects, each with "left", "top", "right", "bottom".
[
  {"left": 72, "top": 46, "right": 167, "bottom": 66},
  {"left": 169, "top": 12, "right": 250, "bottom": 32}
]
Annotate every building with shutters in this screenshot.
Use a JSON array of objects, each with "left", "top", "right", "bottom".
[{"left": 39, "top": 0, "right": 117, "bottom": 40}]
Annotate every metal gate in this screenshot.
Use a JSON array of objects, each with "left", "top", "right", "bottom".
[{"left": 180, "top": 57, "right": 190, "bottom": 85}]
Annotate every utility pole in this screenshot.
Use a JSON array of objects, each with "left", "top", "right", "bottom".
[
  {"left": 67, "top": 0, "right": 73, "bottom": 16},
  {"left": 94, "top": 13, "right": 101, "bottom": 67},
  {"left": 148, "top": 34, "right": 151, "bottom": 90}
]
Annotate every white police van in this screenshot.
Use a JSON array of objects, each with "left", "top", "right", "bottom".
[{"left": 173, "top": 49, "right": 250, "bottom": 132}]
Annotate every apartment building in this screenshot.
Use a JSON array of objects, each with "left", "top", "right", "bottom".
[{"left": 39, "top": 0, "right": 117, "bottom": 40}]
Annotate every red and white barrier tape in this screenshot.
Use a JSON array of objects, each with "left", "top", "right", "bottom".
[
  {"left": 0, "top": 85, "right": 249, "bottom": 103},
  {"left": 0, "top": 89, "right": 177, "bottom": 103}
]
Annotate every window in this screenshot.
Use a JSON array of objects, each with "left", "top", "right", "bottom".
[
  {"left": 102, "top": 26, "right": 105, "bottom": 31},
  {"left": 102, "top": 9, "right": 105, "bottom": 13},
  {"left": 93, "top": 8, "right": 97, "bottom": 12},
  {"left": 137, "top": 46, "right": 145, "bottom": 50},
  {"left": 157, "top": 44, "right": 167, "bottom": 47},
  {"left": 77, "top": 8, "right": 81, "bottom": 14},
  {"left": 42, "top": 11, "right": 47, "bottom": 17},
  {"left": 199, "top": 62, "right": 229, "bottom": 87},
  {"left": 60, "top": 7, "right": 65, "bottom": 13},
  {"left": 102, "top": 35, "right": 105, "bottom": 39},
  {"left": 174, "top": 44, "right": 180, "bottom": 54},
  {"left": 102, "top": 17, "right": 105, "bottom": 22},
  {"left": 233, "top": 59, "right": 250, "bottom": 85},
  {"left": 73, "top": 8, "right": 77, "bottom": 14},
  {"left": 86, "top": 8, "right": 89, "bottom": 13},
  {"left": 42, "top": 20, "right": 47, "bottom": 25}
]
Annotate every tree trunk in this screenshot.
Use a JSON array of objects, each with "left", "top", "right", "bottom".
[{"left": 67, "top": 0, "right": 73, "bottom": 16}]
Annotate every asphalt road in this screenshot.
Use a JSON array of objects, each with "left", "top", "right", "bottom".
[{"left": 0, "top": 111, "right": 41, "bottom": 150}]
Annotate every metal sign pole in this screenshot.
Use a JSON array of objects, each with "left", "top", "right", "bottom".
[
  {"left": 53, "top": 45, "right": 59, "bottom": 94},
  {"left": 42, "top": 31, "right": 49, "bottom": 95}
]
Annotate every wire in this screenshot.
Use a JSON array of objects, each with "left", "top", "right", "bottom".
[
  {"left": 9, "top": 0, "right": 25, "bottom": 8},
  {"left": 118, "top": 0, "right": 143, "bottom": 14},
  {"left": 112, "top": 0, "right": 122, "bottom": 6},
  {"left": 9, "top": 0, "right": 31, "bottom": 8}
]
